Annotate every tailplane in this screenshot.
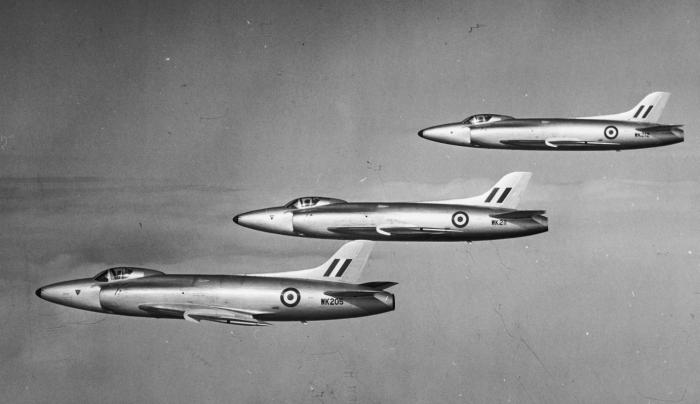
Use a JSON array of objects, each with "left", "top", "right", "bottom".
[
  {"left": 578, "top": 91, "right": 670, "bottom": 123},
  {"left": 255, "top": 240, "right": 374, "bottom": 283},
  {"left": 427, "top": 172, "right": 532, "bottom": 209}
]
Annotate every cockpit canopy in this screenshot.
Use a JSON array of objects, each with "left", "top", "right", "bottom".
[
  {"left": 284, "top": 196, "right": 347, "bottom": 210},
  {"left": 94, "top": 267, "right": 164, "bottom": 282},
  {"left": 462, "top": 114, "right": 514, "bottom": 126}
]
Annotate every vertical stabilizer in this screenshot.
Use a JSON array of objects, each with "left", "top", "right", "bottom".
[
  {"left": 427, "top": 172, "right": 532, "bottom": 209},
  {"left": 578, "top": 92, "right": 670, "bottom": 123},
  {"left": 254, "top": 240, "right": 375, "bottom": 283}
]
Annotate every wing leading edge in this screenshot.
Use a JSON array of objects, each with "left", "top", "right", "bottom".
[
  {"left": 139, "top": 304, "right": 271, "bottom": 326},
  {"left": 500, "top": 139, "right": 620, "bottom": 148},
  {"left": 328, "top": 226, "right": 463, "bottom": 237}
]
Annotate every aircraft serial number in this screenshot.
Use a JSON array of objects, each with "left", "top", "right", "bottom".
[
  {"left": 321, "top": 298, "right": 344, "bottom": 306},
  {"left": 491, "top": 219, "right": 506, "bottom": 226}
]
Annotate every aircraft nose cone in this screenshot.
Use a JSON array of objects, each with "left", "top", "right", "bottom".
[
  {"left": 36, "top": 280, "right": 103, "bottom": 311},
  {"left": 418, "top": 124, "right": 471, "bottom": 146},
  {"left": 36, "top": 284, "right": 61, "bottom": 303},
  {"left": 234, "top": 209, "right": 295, "bottom": 235},
  {"left": 233, "top": 212, "right": 256, "bottom": 228}
]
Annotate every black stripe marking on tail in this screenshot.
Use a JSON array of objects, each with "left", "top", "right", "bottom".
[
  {"left": 324, "top": 259, "right": 340, "bottom": 277},
  {"left": 335, "top": 259, "right": 353, "bottom": 277},
  {"left": 485, "top": 188, "right": 499, "bottom": 203},
  {"left": 642, "top": 105, "right": 653, "bottom": 119},
  {"left": 497, "top": 187, "right": 512, "bottom": 203},
  {"left": 633, "top": 105, "right": 644, "bottom": 118}
]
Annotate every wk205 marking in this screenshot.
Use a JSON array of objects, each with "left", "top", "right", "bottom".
[{"left": 321, "top": 297, "right": 344, "bottom": 306}]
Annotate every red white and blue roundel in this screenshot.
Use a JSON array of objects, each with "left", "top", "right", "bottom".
[
  {"left": 452, "top": 211, "right": 469, "bottom": 228},
  {"left": 280, "top": 288, "right": 301, "bottom": 307},
  {"left": 604, "top": 125, "right": 618, "bottom": 139}
]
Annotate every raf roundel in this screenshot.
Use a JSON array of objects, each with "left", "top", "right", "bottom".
[
  {"left": 604, "top": 125, "right": 618, "bottom": 139},
  {"left": 280, "top": 287, "right": 301, "bottom": 307},
  {"left": 451, "top": 211, "right": 469, "bottom": 228}
]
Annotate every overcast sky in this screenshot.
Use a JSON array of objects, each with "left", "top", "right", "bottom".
[{"left": 2, "top": 1, "right": 700, "bottom": 403}]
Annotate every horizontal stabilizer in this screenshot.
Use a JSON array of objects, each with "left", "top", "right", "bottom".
[
  {"left": 324, "top": 290, "right": 380, "bottom": 298},
  {"left": 490, "top": 210, "right": 546, "bottom": 219},
  {"left": 359, "top": 281, "right": 398, "bottom": 290},
  {"left": 637, "top": 124, "right": 684, "bottom": 133}
]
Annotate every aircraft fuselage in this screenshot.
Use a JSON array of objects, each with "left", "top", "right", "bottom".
[
  {"left": 235, "top": 203, "right": 548, "bottom": 241},
  {"left": 36, "top": 275, "right": 394, "bottom": 323},
  {"left": 419, "top": 119, "right": 684, "bottom": 150}
]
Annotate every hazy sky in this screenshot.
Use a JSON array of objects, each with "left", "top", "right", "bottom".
[{"left": 2, "top": 1, "right": 700, "bottom": 403}]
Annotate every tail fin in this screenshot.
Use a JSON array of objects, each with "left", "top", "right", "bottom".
[
  {"left": 255, "top": 240, "right": 375, "bottom": 283},
  {"left": 578, "top": 92, "right": 670, "bottom": 123},
  {"left": 426, "top": 172, "right": 532, "bottom": 209}
]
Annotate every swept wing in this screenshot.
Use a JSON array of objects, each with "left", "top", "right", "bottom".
[
  {"left": 328, "top": 225, "right": 463, "bottom": 237},
  {"left": 500, "top": 139, "right": 620, "bottom": 148},
  {"left": 139, "top": 303, "right": 271, "bottom": 326}
]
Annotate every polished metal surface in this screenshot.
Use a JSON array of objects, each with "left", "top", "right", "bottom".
[
  {"left": 418, "top": 92, "right": 684, "bottom": 150},
  {"left": 36, "top": 241, "right": 395, "bottom": 327},
  {"left": 234, "top": 173, "right": 548, "bottom": 242}
]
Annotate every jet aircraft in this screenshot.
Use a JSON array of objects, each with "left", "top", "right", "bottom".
[
  {"left": 234, "top": 172, "right": 547, "bottom": 242},
  {"left": 36, "top": 241, "right": 394, "bottom": 327},
  {"left": 418, "top": 92, "right": 683, "bottom": 150}
]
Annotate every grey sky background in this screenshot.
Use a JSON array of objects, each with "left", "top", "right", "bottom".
[{"left": 2, "top": 1, "right": 699, "bottom": 403}]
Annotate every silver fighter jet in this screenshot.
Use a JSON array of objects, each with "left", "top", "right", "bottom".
[
  {"left": 234, "top": 172, "right": 547, "bottom": 242},
  {"left": 418, "top": 92, "right": 683, "bottom": 150},
  {"left": 36, "top": 241, "right": 395, "bottom": 327}
]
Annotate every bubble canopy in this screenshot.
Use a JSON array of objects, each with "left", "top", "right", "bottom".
[
  {"left": 93, "top": 267, "right": 164, "bottom": 282},
  {"left": 461, "top": 114, "right": 514, "bottom": 125},
  {"left": 284, "top": 197, "right": 346, "bottom": 209}
]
